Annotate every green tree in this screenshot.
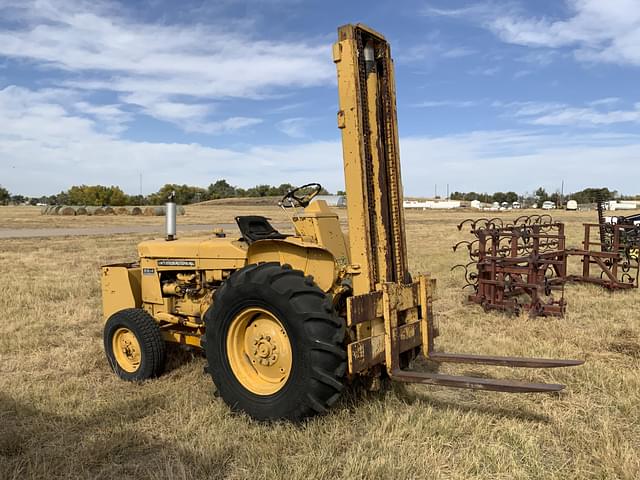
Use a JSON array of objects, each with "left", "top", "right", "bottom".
[
  {"left": 492, "top": 192, "right": 507, "bottom": 204},
  {"left": 0, "top": 185, "right": 10, "bottom": 205},
  {"left": 246, "top": 184, "right": 272, "bottom": 197},
  {"left": 66, "top": 185, "right": 129, "bottom": 206},
  {"left": 207, "top": 179, "right": 237, "bottom": 199},
  {"left": 534, "top": 187, "right": 549, "bottom": 205},
  {"left": 504, "top": 191, "right": 518, "bottom": 204},
  {"left": 571, "top": 187, "right": 616, "bottom": 204},
  {"left": 148, "top": 184, "right": 206, "bottom": 205}
]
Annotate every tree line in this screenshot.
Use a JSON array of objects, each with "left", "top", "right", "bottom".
[
  {"left": 450, "top": 187, "right": 631, "bottom": 207},
  {"left": 1, "top": 182, "right": 636, "bottom": 207},
  {"left": 0, "top": 180, "right": 330, "bottom": 206}
]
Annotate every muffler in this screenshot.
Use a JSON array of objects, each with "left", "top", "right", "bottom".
[{"left": 166, "top": 191, "right": 177, "bottom": 241}]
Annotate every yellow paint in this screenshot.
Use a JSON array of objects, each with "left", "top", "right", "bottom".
[
  {"left": 112, "top": 327, "right": 141, "bottom": 373},
  {"left": 101, "top": 264, "right": 141, "bottom": 320},
  {"left": 101, "top": 23, "right": 434, "bottom": 385},
  {"left": 138, "top": 237, "right": 248, "bottom": 261},
  {"left": 161, "top": 330, "right": 202, "bottom": 348},
  {"left": 292, "top": 200, "right": 350, "bottom": 267},
  {"left": 226, "top": 307, "right": 292, "bottom": 395},
  {"left": 247, "top": 239, "right": 337, "bottom": 292}
]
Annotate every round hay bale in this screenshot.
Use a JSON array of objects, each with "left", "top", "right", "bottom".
[
  {"left": 129, "top": 206, "right": 142, "bottom": 216},
  {"left": 178, "top": 206, "right": 186, "bottom": 215},
  {"left": 41, "top": 206, "right": 51, "bottom": 215},
  {"left": 76, "top": 207, "right": 88, "bottom": 215},
  {"left": 59, "top": 206, "right": 76, "bottom": 216},
  {"left": 143, "top": 207, "right": 156, "bottom": 216},
  {"left": 91, "top": 207, "right": 106, "bottom": 216},
  {"left": 103, "top": 206, "right": 115, "bottom": 215},
  {"left": 115, "top": 207, "right": 129, "bottom": 215},
  {"left": 53, "top": 205, "right": 63, "bottom": 215},
  {"left": 149, "top": 206, "right": 166, "bottom": 216}
]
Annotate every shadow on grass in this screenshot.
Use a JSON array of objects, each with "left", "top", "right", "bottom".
[
  {"left": 337, "top": 377, "right": 552, "bottom": 424},
  {"left": 0, "top": 393, "right": 230, "bottom": 480},
  {"left": 164, "top": 342, "right": 205, "bottom": 375}
]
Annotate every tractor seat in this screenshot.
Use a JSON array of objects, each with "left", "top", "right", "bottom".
[{"left": 235, "top": 216, "right": 289, "bottom": 244}]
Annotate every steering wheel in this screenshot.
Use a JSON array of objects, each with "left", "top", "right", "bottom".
[{"left": 280, "top": 183, "right": 323, "bottom": 208}]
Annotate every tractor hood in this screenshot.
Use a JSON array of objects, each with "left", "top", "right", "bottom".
[{"left": 138, "top": 237, "right": 248, "bottom": 261}]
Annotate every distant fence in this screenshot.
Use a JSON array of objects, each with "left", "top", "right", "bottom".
[{"left": 40, "top": 205, "right": 186, "bottom": 216}]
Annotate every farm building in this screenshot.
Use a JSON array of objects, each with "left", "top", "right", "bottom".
[
  {"left": 607, "top": 200, "right": 639, "bottom": 211},
  {"left": 403, "top": 200, "right": 462, "bottom": 210}
]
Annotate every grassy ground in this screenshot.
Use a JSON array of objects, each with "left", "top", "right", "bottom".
[{"left": 1, "top": 206, "right": 639, "bottom": 479}]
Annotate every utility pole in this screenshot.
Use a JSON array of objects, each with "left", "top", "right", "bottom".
[
  {"left": 139, "top": 172, "right": 143, "bottom": 197},
  {"left": 446, "top": 183, "right": 449, "bottom": 200},
  {"left": 434, "top": 184, "right": 437, "bottom": 199}
]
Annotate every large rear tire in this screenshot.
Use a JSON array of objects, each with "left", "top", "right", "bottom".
[{"left": 204, "top": 262, "right": 346, "bottom": 421}]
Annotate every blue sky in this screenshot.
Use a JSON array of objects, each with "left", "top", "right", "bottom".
[{"left": 0, "top": 0, "right": 639, "bottom": 197}]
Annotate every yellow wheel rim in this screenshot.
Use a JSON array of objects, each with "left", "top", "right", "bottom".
[
  {"left": 112, "top": 327, "right": 142, "bottom": 373},
  {"left": 226, "top": 307, "right": 292, "bottom": 395}
]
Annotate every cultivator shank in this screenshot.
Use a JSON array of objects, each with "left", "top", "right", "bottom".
[
  {"left": 453, "top": 214, "right": 640, "bottom": 317},
  {"left": 453, "top": 215, "right": 567, "bottom": 316}
]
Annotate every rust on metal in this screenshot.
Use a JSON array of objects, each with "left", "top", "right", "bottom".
[
  {"left": 452, "top": 214, "right": 639, "bottom": 317},
  {"left": 390, "top": 370, "right": 566, "bottom": 393},
  {"left": 427, "top": 352, "right": 583, "bottom": 368},
  {"left": 346, "top": 290, "right": 383, "bottom": 326}
]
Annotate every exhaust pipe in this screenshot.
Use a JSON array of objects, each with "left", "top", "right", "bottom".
[{"left": 166, "top": 191, "right": 177, "bottom": 241}]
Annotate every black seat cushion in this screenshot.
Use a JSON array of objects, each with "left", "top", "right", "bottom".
[{"left": 235, "top": 216, "right": 288, "bottom": 244}]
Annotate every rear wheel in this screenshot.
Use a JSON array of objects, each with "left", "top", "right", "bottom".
[
  {"left": 104, "top": 308, "right": 166, "bottom": 381},
  {"left": 204, "top": 262, "right": 346, "bottom": 421}
]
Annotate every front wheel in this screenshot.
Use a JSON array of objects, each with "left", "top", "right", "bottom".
[
  {"left": 104, "top": 308, "right": 166, "bottom": 381},
  {"left": 204, "top": 262, "right": 346, "bottom": 421}
]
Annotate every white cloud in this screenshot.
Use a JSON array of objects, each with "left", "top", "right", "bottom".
[
  {"left": 468, "top": 65, "right": 501, "bottom": 76},
  {"left": 277, "top": 117, "right": 314, "bottom": 138},
  {"left": 499, "top": 99, "right": 640, "bottom": 126},
  {"left": 530, "top": 105, "right": 640, "bottom": 126},
  {"left": 441, "top": 46, "right": 477, "bottom": 58},
  {"left": 0, "top": 0, "right": 333, "bottom": 130},
  {"left": 72, "top": 101, "right": 132, "bottom": 134},
  {"left": 507, "top": 1, "right": 638, "bottom": 66},
  {"left": 0, "top": 85, "right": 340, "bottom": 194},
  {"left": 188, "top": 117, "right": 263, "bottom": 135},
  {"left": 589, "top": 97, "right": 621, "bottom": 107},
  {"left": 400, "top": 129, "right": 640, "bottom": 194},
  {"left": 426, "top": 1, "right": 640, "bottom": 67},
  {"left": 2, "top": 85, "right": 640, "bottom": 197},
  {"left": 413, "top": 100, "right": 479, "bottom": 108},
  {"left": 395, "top": 31, "right": 476, "bottom": 64}
]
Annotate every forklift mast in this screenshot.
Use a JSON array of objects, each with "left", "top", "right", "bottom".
[
  {"left": 334, "top": 24, "right": 410, "bottom": 295},
  {"left": 333, "top": 24, "right": 582, "bottom": 392}
]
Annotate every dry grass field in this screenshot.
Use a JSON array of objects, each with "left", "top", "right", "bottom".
[
  {"left": 0, "top": 204, "right": 290, "bottom": 230},
  {"left": 1, "top": 205, "right": 639, "bottom": 479}
]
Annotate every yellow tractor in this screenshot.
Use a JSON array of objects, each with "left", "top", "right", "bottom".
[{"left": 101, "top": 24, "right": 582, "bottom": 421}]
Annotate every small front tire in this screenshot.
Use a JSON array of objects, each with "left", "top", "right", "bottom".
[{"left": 104, "top": 308, "right": 166, "bottom": 381}]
